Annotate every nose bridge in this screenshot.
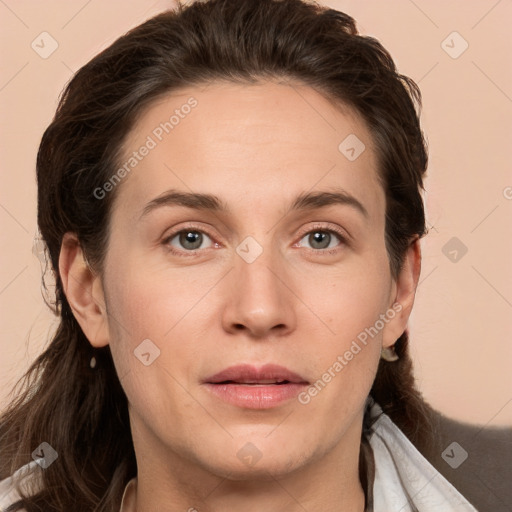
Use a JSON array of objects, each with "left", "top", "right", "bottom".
[
  {"left": 223, "top": 232, "right": 296, "bottom": 336},
  {"left": 235, "top": 233, "right": 283, "bottom": 306}
]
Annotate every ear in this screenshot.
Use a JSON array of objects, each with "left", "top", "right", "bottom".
[
  {"left": 59, "top": 232, "right": 109, "bottom": 347},
  {"left": 382, "top": 236, "right": 422, "bottom": 349}
]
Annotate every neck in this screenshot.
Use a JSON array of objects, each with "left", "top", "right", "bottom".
[
  {"left": 129, "top": 417, "right": 367, "bottom": 512},
  {"left": 132, "top": 463, "right": 366, "bottom": 512}
]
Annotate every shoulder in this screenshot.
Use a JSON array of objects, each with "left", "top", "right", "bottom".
[
  {"left": 368, "top": 399, "right": 512, "bottom": 511},
  {"left": 0, "top": 461, "right": 42, "bottom": 512},
  {"left": 422, "top": 406, "right": 512, "bottom": 512},
  {"left": 367, "top": 400, "right": 479, "bottom": 511}
]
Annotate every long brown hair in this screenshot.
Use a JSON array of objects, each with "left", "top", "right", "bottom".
[{"left": 0, "top": 0, "right": 433, "bottom": 509}]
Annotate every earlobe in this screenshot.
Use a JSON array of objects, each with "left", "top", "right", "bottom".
[
  {"left": 58, "top": 232, "right": 110, "bottom": 348},
  {"left": 382, "top": 236, "right": 422, "bottom": 349}
]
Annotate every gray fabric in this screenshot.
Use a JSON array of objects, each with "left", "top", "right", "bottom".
[{"left": 422, "top": 406, "right": 512, "bottom": 512}]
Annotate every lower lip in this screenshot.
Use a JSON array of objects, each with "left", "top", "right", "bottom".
[{"left": 204, "top": 383, "right": 308, "bottom": 409}]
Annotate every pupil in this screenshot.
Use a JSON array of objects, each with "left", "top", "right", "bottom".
[
  {"left": 311, "top": 231, "right": 329, "bottom": 249},
  {"left": 181, "top": 231, "right": 201, "bottom": 249}
]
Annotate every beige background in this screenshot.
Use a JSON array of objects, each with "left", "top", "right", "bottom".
[{"left": 1, "top": 0, "right": 511, "bottom": 426}]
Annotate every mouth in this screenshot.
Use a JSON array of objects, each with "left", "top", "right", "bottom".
[
  {"left": 203, "top": 364, "right": 309, "bottom": 409},
  {"left": 215, "top": 380, "right": 293, "bottom": 385}
]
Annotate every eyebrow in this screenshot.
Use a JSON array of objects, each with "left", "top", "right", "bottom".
[{"left": 140, "top": 186, "right": 369, "bottom": 220}]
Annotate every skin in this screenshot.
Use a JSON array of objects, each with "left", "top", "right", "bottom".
[{"left": 59, "top": 81, "right": 421, "bottom": 512}]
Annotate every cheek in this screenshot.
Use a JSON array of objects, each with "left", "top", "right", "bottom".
[
  {"left": 298, "top": 252, "right": 391, "bottom": 401},
  {"left": 102, "top": 267, "right": 200, "bottom": 430},
  {"left": 297, "top": 286, "right": 385, "bottom": 440},
  {"left": 104, "top": 251, "right": 202, "bottom": 341},
  {"left": 312, "top": 256, "right": 392, "bottom": 343},
  {"left": 102, "top": 257, "right": 212, "bottom": 385}
]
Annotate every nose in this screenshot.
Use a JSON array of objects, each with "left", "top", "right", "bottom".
[{"left": 221, "top": 242, "right": 297, "bottom": 339}]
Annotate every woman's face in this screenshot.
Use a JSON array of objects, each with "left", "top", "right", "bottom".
[{"left": 74, "top": 81, "right": 416, "bottom": 483}]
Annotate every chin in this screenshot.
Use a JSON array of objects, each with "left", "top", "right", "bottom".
[
  {"left": 204, "top": 437, "right": 313, "bottom": 480},
  {"left": 209, "top": 455, "right": 308, "bottom": 482}
]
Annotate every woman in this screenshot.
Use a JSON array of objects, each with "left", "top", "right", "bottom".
[{"left": 0, "top": 0, "right": 481, "bottom": 510}]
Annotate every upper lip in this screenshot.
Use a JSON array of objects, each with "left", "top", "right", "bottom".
[{"left": 204, "top": 364, "right": 309, "bottom": 385}]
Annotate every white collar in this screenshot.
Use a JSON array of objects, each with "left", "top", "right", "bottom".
[{"left": 367, "top": 400, "right": 477, "bottom": 511}]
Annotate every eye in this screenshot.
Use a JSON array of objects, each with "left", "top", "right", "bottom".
[
  {"left": 162, "top": 224, "right": 348, "bottom": 257},
  {"left": 296, "top": 226, "right": 347, "bottom": 253},
  {"left": 163, "top": 227, "right": 215, "bottom": 255}
]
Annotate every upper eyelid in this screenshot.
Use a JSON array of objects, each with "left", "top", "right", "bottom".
[
  {"left": 297, "top": 223, "right": 348, "bottom": 239},
  {"left": 163, "top": 223, "right": 216, "bottom": 242}
]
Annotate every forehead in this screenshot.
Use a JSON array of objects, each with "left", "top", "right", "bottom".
[{"left": 111, "top": 81, "right": 384, "bottom": 224}]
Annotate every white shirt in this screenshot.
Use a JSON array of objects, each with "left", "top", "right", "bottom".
[{"left": 0, "top": 401, "right": 478, "bottom": 511}]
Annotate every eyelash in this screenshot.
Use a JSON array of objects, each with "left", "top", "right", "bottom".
[{"left": 162, "top": 223, "right": 348, "bottom": 258}]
